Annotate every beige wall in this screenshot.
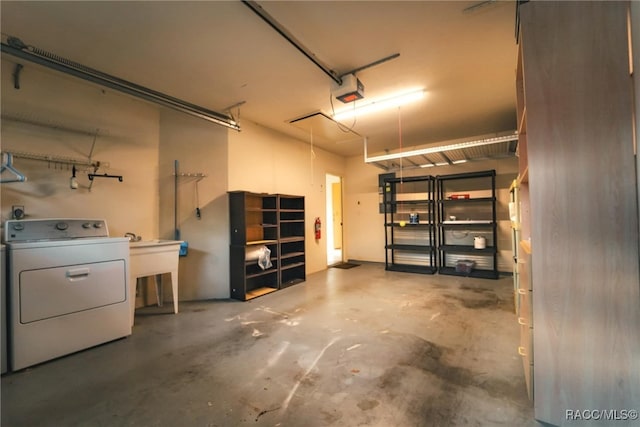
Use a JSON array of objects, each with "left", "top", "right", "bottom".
[
  {"left": 0, "top": 59, "right": 159, "bottom": 239},
  {"left": 342, "top": 156, "right": 387, "bottom": 262},
  {"left": 343, "top": 154, "right": 518, "bottom": 272},
  {"left": 158, "top": 110, "right": 229, "bottom": 300},
  {"left": 0, "top": 57, "right": 231, "bottom": 301},
  {"left": 0, "top": 54, "right": 348, "bottom": 300},
  {"left": 228, "top": 120, "right": 346, "bottom": 275},
  {"left": 0, "top": 54, "right": 519, "bottom": 301}
]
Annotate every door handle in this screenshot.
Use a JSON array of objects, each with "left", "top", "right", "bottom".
[{"left": 66, "top": 267, "right": 90, "bottom": 281}]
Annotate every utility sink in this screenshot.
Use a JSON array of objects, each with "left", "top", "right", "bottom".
[
  {"left": 129, "top": 239, "right": 182, "bottom": 248},
  {"left": 128, "top": 240, "right": 183, "bottom": 326}
]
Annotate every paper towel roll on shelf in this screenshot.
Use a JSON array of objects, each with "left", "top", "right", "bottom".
[
  {"left": 245, "top": 246, "right": 263, "bottom": 261},
  {"left": 246, "top": 246, "right": 273, "bottom": 270}
]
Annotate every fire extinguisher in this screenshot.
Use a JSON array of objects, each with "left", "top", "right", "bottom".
[{"left": 314, "top": 217, "right": 321, "bottom": 240}]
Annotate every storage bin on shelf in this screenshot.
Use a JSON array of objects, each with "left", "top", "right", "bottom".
[{"left": 455, "top": 259, "right": 475, "bottom": 274}]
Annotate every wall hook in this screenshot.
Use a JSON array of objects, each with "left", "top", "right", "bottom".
[
  {"left": 88, "top": 173, "right": 123, "bottom": 182},
  {"left": 1, "top": 152, "right": 27, "bottom": 183},
  {"left": 13, "top": 63, "right": 23, "bottom": 89}
]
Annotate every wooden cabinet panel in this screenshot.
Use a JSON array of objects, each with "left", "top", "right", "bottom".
[
  {"left": 518, "top": 250, "right": 531, "bottom": 292},
  {"left": 518, "top": 321, "right": 534, "bottom": 400},
  {"left": 229, "top": 192, "right": 307, "bottom": 300},
  {"left": 278, "top": 194, "right": 306, "bottom": 288},
  {"left": 519, "top": 2, "right": 640, "bottom": 425}
]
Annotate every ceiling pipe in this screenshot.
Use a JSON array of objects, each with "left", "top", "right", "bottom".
[
  {"left": 1, "top": 37, "right": 240, "bottom": 131},
  {"left": 242, "top": 0, "right": 342, "bottom": 85},
  {"left": 339, "top": 53, "right": 400, "bottom": 78}
]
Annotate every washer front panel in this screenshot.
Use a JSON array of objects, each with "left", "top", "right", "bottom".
[
  {"left": 19, "top": 260, "right": 127, "bottom": 324},
  {"left": 7, "top": 237, "right": 131, "bottom": 371}
]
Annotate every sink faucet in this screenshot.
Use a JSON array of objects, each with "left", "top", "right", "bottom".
[{"left": 125, "top": 232, "right": 141, "bottom": 242}]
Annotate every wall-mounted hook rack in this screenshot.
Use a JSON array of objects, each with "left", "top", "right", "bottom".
[
  {"left": 88, "top": 173, "right": 123, "bottom": 182},
  {"left": 173, "top": 172, "right": 208, "bottom": 178},
  {"left": 1, "top": 150, "right": 102, "bottom": 169}
]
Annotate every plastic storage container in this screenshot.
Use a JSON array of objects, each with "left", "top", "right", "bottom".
[{"left": 455, "top": 259, "right": 475, "bottom": 274}]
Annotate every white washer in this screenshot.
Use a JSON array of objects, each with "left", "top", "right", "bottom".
[
  {"left": 1, "top": 244, "right": 7, "bottom": 374},
  {"left": 4, "top": 219, "right": 131, "bottom": 371}
]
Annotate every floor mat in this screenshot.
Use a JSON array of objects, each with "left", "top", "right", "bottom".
[{"left": 331, "top": 262, "right": 361, "bottom": 269}]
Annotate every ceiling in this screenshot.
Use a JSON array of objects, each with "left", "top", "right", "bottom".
[{"left": 0, "top": 1, "right": 518, "bottom": 160}]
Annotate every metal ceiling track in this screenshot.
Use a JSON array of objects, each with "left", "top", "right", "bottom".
[
  {"left": 242, "top": 1, "right": 400, "bottom": 86},
  {"left": 1, "top": 36, "right": 240, "bottom": 131},
  {"left": 242, "top": 0, "right": 341, "bottom": 85}
]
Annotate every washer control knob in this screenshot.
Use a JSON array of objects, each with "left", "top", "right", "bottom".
[
  {"left": 82, "top": 222, "right": 92, "bottom": 229},
  {"left": 56, "top": 222, "right": 69, "bottom": 231},
  {"left": 12, "top": 222, "right": 24, "bottom": 231},
  {"left": 93, "top": 222, "right": 104, "bottom": 229}
]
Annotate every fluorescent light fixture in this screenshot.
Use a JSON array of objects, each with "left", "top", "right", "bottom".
[
  {"left": 333, "top": 89, "right": 425, "bottom": 121},
  {"left": 452, "top": 159, "right": 468, "bottom": 164},
  {"left": 435, "top": 162, "right": 449, "bottom": 166},
  {"left": 420, "top": 164, "right": 435, "bottom": 168}
]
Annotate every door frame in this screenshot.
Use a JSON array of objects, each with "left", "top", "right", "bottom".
[{"left": 325, "top": 173, "right": 344, "bottom": 266}]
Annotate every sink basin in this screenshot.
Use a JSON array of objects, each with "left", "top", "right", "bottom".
[
  {"left": 128, "top": 239, "right": 183, "bottom": 326},
  {"left": 129, "top": 239, "right": 183, "bottom": 248}
]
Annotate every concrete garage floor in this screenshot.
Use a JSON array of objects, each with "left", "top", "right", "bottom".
[{"left": 2, "top": 263, "right": 535, "bottom": 426}]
